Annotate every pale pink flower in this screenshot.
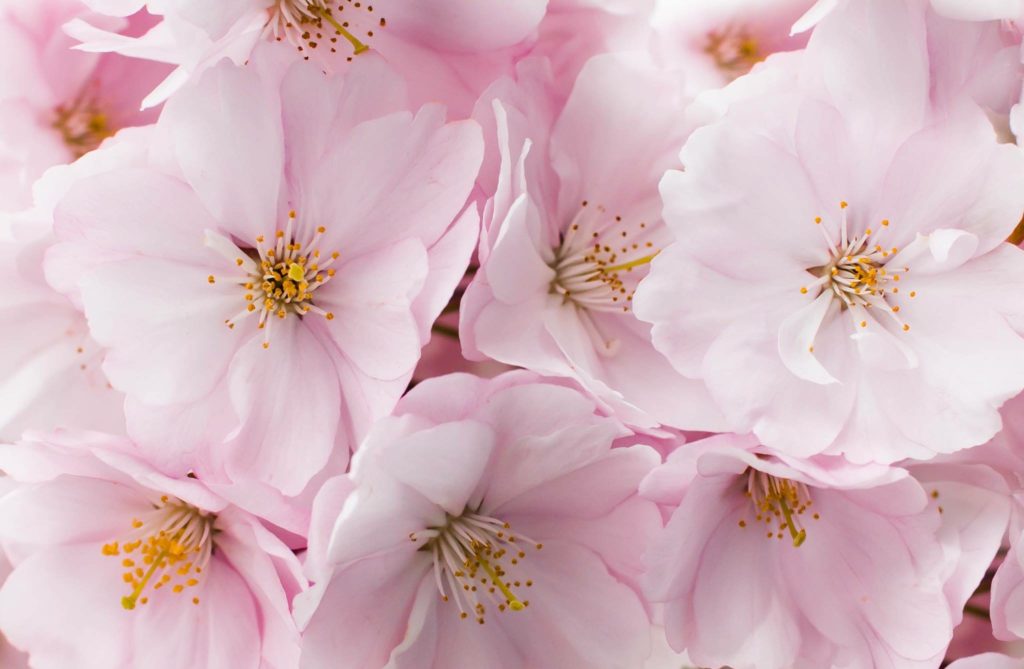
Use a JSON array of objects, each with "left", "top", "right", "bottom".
[
  {"left": 296, "top": 372, "right": 661, "bottom": 669},
  {"left": 652, "top": 0, "right": 814, "bottom": 94},
  {"left": 0, "top": 0, "right": 168, "bottom": 211},
  {"left": 634, "top": 0, "right": 1024, "bottom": 462},
  {"left": 46, "top": 49, "right": 483, "bottom": 500},
  {"left": 0, "top": 430, "right": 305, "bottom": 669},
  {"left": 461, "top": 53, "right": 727, "bottom": 431},
  {"left": 68, "top": 0, "right": 547, "bottom": 112},
  {"left": 642, "top": 433, "right": 1010, "bottom": 669}
]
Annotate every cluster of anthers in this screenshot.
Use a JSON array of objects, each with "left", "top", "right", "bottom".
[
  {"left": 549, "top": 200, "right": 659, "bottom": 354},
  {"left": 738, "top": 470, "right": 818, "bottom": 547},
  {"left": 409, "top": 511, "right": 542, "bottom": 625},
  {"left": 52, "top": 91, "right": 114, "bottom": 159},
  {"left": 801, "top": 201, "right": 915, "bottom": 334},
  {"left": 101, "top": 496, "right": 215, "bottom": 611},
  {"left": 208, "top": 211, "right": 340, "bottom": 349},
  {"left": 267, "top": 0, "right": 384, "bottom": 60},
  {"left": 704, "top": 26, "right": 763, "bottom": 80}
]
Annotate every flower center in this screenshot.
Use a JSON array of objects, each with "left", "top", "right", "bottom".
[
  {"left": 409, "top": 511, "right": 542, "bottom": 625},
  {"left": 266, "top": 0, "right": 385, "bottom": 60},
  {"left": 207, "top": 211, "right": 340, "bottom": 349},
  {"left": 101, "top": 496, "right": 215, "bottom": 610},
  {"left": 738, "top": 470, "right": 817, "bottom": 547},
  {"left": 549, "top": 200, "right": 659, "bottom": 354},
  {"left": 52, "top": 94, "right": 114, "bottom": 159},
  {"left": 704, "top": 26, "right": 762, "bottom": 80},
  {"left": 801, "top": 202, "right": 914, "bottom": 333}
]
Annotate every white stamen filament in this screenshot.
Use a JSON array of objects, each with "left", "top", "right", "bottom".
[
  {"left": 409, "top": 511, "right": 542, "bottom": 625},
  {"left": 549, "top": 201, "right": 660, "bottom": 355}
]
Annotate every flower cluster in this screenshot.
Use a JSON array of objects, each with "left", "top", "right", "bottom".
[{"left": 2, "top": 0, "right": 1024, "bottom": 668}]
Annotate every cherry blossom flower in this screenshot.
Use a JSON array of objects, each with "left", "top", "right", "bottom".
[
  {"left": 0, "top": 1, "right": 168, "bottom": 212},
  {"left": 46, "top": 49, "right": 483, "bottom": 500},
  {"left": 0, "top": 430, "right": 305, "bottom": 669},
  {"left": 68, "top": 0, "right": 548, "bottom": 111},
  {"left": 296, "top": 372, "right": 661, "bottom": 669},
  {"left": 651, "top": 0, "right": 814, "bottom": 94},
  {"left": 461, "top": 53, "right": 727, "bottom": 431},
  {"left": 634, "top": 0, "right": 1024, "bottom": 463},
  {"left": 642, "top": 433, "right": 1010, "bottom": 669}
]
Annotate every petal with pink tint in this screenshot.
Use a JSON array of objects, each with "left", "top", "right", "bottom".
[
  {"left": 315, "top": 238, "right": 428, "bottom": 381},
  {"left": 309, "top": 107, "right": 483, "bottom": 258},
  {"left": 224, "top": 317, "right": 341, "bottom": 496},
  {"left": 162, "top": 62, "right": 284, "bottom": 243},
  {"left": 296, "top": 550, "right": 428, "bottom": 669},
  {"left": 79, "top": 257, "right": 240, "bottom": 405},
  {"left": 0, "top": 544, "right": 130, "bottom": 669},
  {"left": 131, "top": 557, "right": 260, "bottom": 669},
  {"left": 0, "top": 477, "right": 148, "bottom": 547}
]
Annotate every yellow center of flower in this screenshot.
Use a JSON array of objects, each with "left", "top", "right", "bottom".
[
  {"left": 800, "top": 202, "right": 916, "bottom": 334},
  {"left": 704, "top": 26, "right": 763, "bottom": 80},
  {"left": 738, "top": 470, "right": 818, "bottom": 547},
  {"left": 409, "top": 511, "right": 542, "bottom": 625},
  {"left": 267, "top": 0, "right": 385, "bottom": 61},
  {"left": 52, "top": 94, "right": 115, "bottom": 159},
  {"left": 101, "top": 496, "right": 215, "bottom": 610},
  {"left": 208, "top": 211, "right": 341, "bottom": 349}
]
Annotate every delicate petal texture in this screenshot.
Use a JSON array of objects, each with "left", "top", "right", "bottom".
[{"left": 300, "top": 373, "right": 659, "bottom": 669}]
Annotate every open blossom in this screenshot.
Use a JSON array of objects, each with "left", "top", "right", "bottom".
[
  {"left": 634, "top": 0, "right": 1024, "bottom": 463},
  {"left": 651, "top": 0, "right": 814, "bottom": 93},
  {"left": 0, "top": 0, "right": 168, "bottom": 211},
  {"left": 46, "top": 49, "right": 483, "bottom": 498},
  {"left": 461, "top": 53, "right": 727, "bottom": 431},
  {"left": 0, "top": 430, "right": 305, "bottom": 669},
  {"left": 68, "top": 0, "right": 548, "bottom": 111},
  {"left": 642, "top": 433, "right": 1010, "bottom": 669},
  {"left": 296, "top": 372, "right": 662, "bottom": 669}
]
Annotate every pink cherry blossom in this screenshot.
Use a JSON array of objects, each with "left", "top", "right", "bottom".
[
  {"left": 68, "top": 0, "right": 548, "bottom": 112},
  {"left": 461, "top": 52, "right": 727, "bottom": 431},
  {"left": 0, "top": 0, "right": 169, "bottom": 212},
  {"left": 296, "top": 372, "right": 662, "bottom": 669},
  {"left": 651, "top": 0, "right": 814, "bottom": 94},
  {"left": 642, "top": 433, "right": 1010, "bottom": 669},
  {"left": 0, "top": 429, "right": 305, "bottom": 669},
  {"left": 634, "top": 0, "right": 1024, "bottom": 463},
  {"left": 46, "top": 49, "right": 483, "bottom": 500}
]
